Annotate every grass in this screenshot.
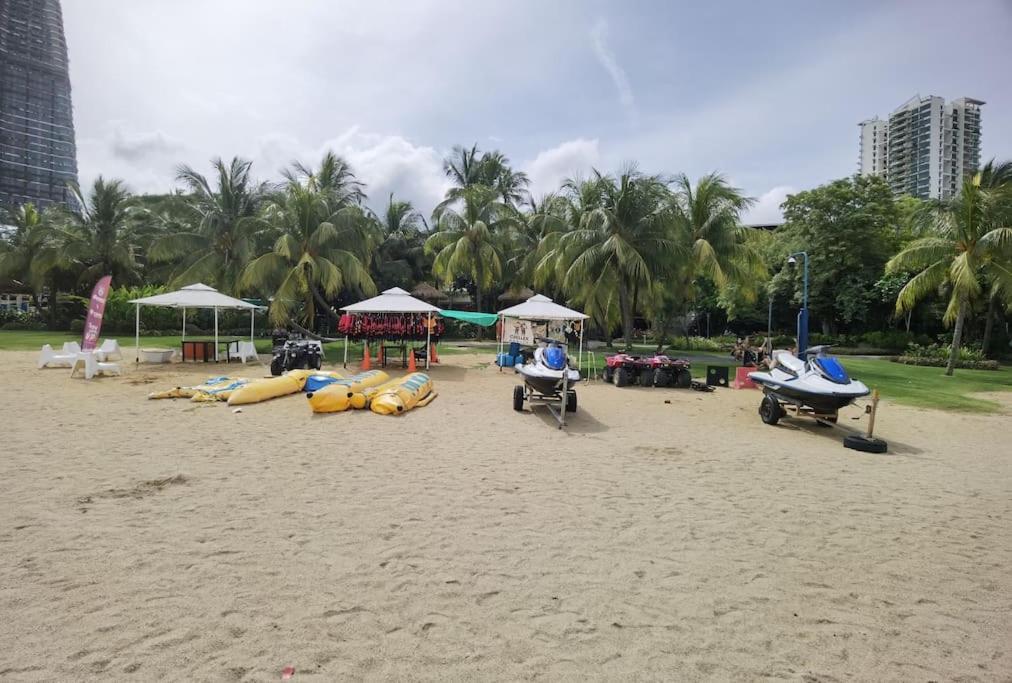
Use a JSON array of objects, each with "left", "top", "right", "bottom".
[
  {"left": 4, "top": 330, "right": 1009, "bottom": 413},
  {"left": 838, "top": 357, "right": 1012, "bottom": 413}
]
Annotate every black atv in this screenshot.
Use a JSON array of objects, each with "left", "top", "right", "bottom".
[{"left": 270, "top": 336, "right": 323, "bottom": 375}]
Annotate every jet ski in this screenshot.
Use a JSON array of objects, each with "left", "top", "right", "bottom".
[
  {"left": 748, "top": 345, "right": 869, "bottom": 423},
  {"left": 512, "top": 337, "right": 579, "bottom": 427}
]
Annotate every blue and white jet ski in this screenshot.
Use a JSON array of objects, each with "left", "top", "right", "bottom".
[
  {"left": 512, "top": 337, "right": 579, "bottom": 427},
  {"left": 748, "top": 345, "right": 869, "bottom": 423}
]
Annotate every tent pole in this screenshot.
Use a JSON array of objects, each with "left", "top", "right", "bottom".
[
  {"left": 135, "top": 303, "right": 140, "bottom": 363},
  {"left": 214, "top": 307, "right": 219, "bottom": 362},
  {"left": 498, "top": 315, "right": 504, "bottom": 373},
  {"left": 579, "top": 320, "right": 584, "bottom": 372},
  {"left": 250, "top": 308, "right": 254, "bottom": 344},
  {"left": 343, "top": 334, "right": 348, "bottom": 368},
  {"left": 425, "top": 312, "right": 431, "bottom": 370},
  {"left": 181, "top": 307, "right": 186, "bottom": 341}
]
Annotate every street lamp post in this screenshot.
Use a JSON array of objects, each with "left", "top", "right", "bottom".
[{"left": 788, "top": 251, "right": 809, "bottom": 355}]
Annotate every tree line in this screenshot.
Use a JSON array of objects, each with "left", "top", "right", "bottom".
[{"left": 1, "top": 146, "right": 1010, "bottom": 374}]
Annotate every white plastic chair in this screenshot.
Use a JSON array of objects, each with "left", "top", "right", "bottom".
[
  {"left": 94, "top": 339, "right": 123, "bottom": 362},
  {"left": 62, "top": 341, "right": 81, "bottom": 354},
  {"left": 38, "top": 344, "right": 78, "bottom": 368},
  {"left": 70, "top": 351, "right": 121, "bottom": 379},
  {"left": 228, "top": 340, "right": 259, "bottom": 363}
]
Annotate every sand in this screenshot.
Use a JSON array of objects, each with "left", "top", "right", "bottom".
[{"left": 1, "top": 349, "right": 1010, "bottom": 681}]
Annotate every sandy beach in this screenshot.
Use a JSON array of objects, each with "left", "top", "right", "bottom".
[{"left": 1, "top": 349, "right": 1010, "bottom": 681}]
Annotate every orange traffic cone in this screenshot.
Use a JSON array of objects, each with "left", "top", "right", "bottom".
[
  {"left": 407, "top": 347, "right": 417, "bottom": 372},
  {"left": 361, "top": 342, "right": 371, "bottom": 370},
  {"left": 377, "top": 344, "right": 385, "bottom": 366},
  {"left": 429, "top": 342, "right": 439, "bottom": 364}
]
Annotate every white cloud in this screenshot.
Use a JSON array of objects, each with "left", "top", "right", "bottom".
[
  {"left": 742, "top": 186, "right": 795, "bottom": 225},
  {"left": 523, "top": 138, "right": 601, "bottom": 197},
  {"left": 590, "top": 19, "right": 636, "bottom": 123},
  {"left": 319, "top": 129, "right": 449, "bottom": 216},
  {"left": 77, "top": 122, "right": 193, "bottom": 194}
]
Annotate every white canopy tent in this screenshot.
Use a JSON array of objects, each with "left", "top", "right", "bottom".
[
  {"left": 128, "top": 283, "right": 264, "bottom": 362},
  {"left": 340, "top": 287, "right": 442, "bottom": 369},
  {"left": 497, "top": 293, "right": 589, "bottom": 369}
]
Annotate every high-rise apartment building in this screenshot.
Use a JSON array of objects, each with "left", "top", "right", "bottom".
[
  {"left": 0, "top": 0, "right": 78, "bottom": 209},
  {"left": 858, "top": 117, "right": 888, "bottom": 177},
  {"left": 858, "top": 95, "right": 984, "bottom": 200}
]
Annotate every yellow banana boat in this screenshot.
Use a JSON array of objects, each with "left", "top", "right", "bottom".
[
  {"left": 306, "top": 370, "right": 390, "bottom": 413},
  {"left": 149, "top": 376, "right": 250, "bottom": 401},
  {"left": 227, "top": 374, "right": 302, "bottom": 405},
  {"left": 370, "top": 372, "right": 437, "bottom": 415}
]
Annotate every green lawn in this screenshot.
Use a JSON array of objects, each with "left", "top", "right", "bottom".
[
  {"left": 5, "top": 331, "right": 1009, "bottom": 412},
  {"left": 839, "top": 357, "right": 1012, "bottom": 413}
]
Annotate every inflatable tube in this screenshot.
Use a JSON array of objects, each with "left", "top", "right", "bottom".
[
  {"left": 149, "top": 376, "right": 247, "bottom": 400},
  {"left": 370, "top": 372, "right": 436, "bottom": 415},
  {"left": 190, "top": 377, "right": 253, "bottom": 402},
  {"left": 306, "top": 370, "right": 390, "bottom": 413},
  {"left": 286, "top": 368, "right": 342, "bottom": 389},
  {"left": 304, "top": 373, "right": 345, "bottom": 393},
  {"left": 227, "top": 375, "right": 303, "bottom": 405}
]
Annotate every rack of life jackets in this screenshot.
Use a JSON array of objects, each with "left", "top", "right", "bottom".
[{"left": 337, "top": 313, "right": 445, "bottom": 341}]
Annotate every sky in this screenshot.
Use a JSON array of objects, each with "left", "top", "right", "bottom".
[{"left": 62, "top": 0, "right": 1012, "bottom": 224}]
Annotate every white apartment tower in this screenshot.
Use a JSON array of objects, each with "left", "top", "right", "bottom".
[
  {"left": 858, "top": 117, "right": 888, "bottom": 177},
  {"left": 858, "top": 95, "right": 984, "bottom": 200}
]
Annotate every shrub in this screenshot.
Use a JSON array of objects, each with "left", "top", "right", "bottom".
[
  {"left": 69, "top": 319, "right": 85, "bottom": 334},
  {"left": 0, "top": 310, "right": 46, "bottom": 330},
  {"left": 894, "top": 356, "right": 999, "bottom": 371},
  {"left": 903, "top": 342, "right": 986, "bottom": 362}
]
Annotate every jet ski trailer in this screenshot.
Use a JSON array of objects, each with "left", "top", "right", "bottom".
[
  {"left": 748, "top": 346, "right": 887, "bottom": 452},
  {"left": 512, "top": 337, "right": 579, "bottom": 429}
]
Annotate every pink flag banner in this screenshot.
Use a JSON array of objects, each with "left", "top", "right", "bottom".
[{"left": 82, "top": 275, "right": 112, "bottom": 351}]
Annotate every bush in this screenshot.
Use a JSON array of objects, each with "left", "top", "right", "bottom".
[
  {"left": 894, "top": 356, "right": 999, "bottom": 371},
  {"left": 69, "top": 319, "right": 85, "bottom": 334},
  {"left": 903, "top": 342, "right": 986, "bottom": 362},
  {"left": 0, "top": 310, "right": 46, "bottom": 330}
]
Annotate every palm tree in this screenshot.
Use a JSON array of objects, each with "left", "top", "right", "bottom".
[
  {"left": 148, "top": 157, "right": 266, "bottom": 292},
  {"left": 425, "top": 184, "right": 518, "bottom": 311},
  {"left": 48, "top": 178, "right": 142, "bottom": 287},
  {"left": 371, "top": 194, "right": 430, "bottom": 289},
  {"left": 240, "top": 156, "right": 375, "bottom": 326},
  {"left": 535, "top": 168, "right": 680, "bottom": 349},
  {"left": 668, "top": 173, "right": 762, "bottom": 345},
  {"left": 438, "top": 145, "right": 529, "bottom": 213},
  {"left": 0, "top": 203, "right": 59, "bottom": 308},
  {"left": 887, "top": 159, "right": 1012, "bottom": 375}
]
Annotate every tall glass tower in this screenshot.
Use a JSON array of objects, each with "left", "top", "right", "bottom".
[{"left": 0, "top": 0, "right": 78, "bottom": 209}]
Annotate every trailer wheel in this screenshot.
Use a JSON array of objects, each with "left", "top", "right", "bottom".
[
  {"left": 513, "top": 385, "right": 525, "bottom": 412},
  {"left": 566, "top": 390, "right": 577, "bottom": 413},
  {"left": 759, "top": 395, "right": 783, "bottom": 425},
  {"left": 602, "top": 365, "right": 614, "bottom": 383},
  {"left": 674, "top": 369, "right": 692, "bottom": 388},
  {"left": 614, "top": 367, "right": 629, "bottom": 387},
  {"left": 844, "top": 435, "right": 888, "bottom": 453}
]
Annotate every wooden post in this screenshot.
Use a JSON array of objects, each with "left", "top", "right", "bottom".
[{"left": 867, "top": 389, "right": 880, "bottom": 438}]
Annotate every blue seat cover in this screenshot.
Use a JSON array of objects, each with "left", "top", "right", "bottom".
[{"left": 814, "top": 357, "right": 850, "bottom": 384}]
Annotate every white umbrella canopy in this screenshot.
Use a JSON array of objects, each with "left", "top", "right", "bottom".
[
  {"left": 129, "top": 283, "right": 264, "bottom": 362},
  {"left": 496, "top": 293, "right": 588, "bottom": 321},
  {"left": 496, "top": 294, "right": 588, "bottom": 371},
  {"left": 341, "top": 287, "right": 441, "bottom": 314},
  {"left": 129, "top": 283, "right": 259, "bottom": 309}
]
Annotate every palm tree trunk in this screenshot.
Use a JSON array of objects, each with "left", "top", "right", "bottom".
[
  {"left": 617, "top": 282, "right": 634, "bottom": 351},
  {"left": 945, "top": 298, "right": 968, "bottom": 377},
  {"left": 982, "top": 294, "right": 996, "bottom": 358},
  {"left": 309, "top": 284, "right": 340, "bottom": 322}
]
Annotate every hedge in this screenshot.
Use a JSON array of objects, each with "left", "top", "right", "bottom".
[{"left": 893, "top": 356, "right": 1000, "bottom": 371}]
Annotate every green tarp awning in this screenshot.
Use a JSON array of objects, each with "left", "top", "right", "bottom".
[{"left": 440, "top": 309, "right": 498, "bottom": 327}]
